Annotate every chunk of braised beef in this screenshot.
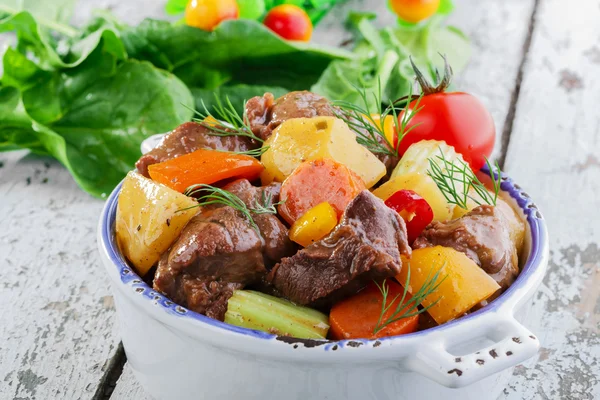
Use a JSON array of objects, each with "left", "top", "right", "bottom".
[
  {"left": 222, "top": 179, "right": 296, "bottom": 266},
  {"left": 268, "top": 190, "right": 411, "bottom": 308},
  {"left": 413, "top": 205, "right": 518, "bottom": 289},
  {"left": 181, "top": 273, "right": 242, "bottom": 320},
  {"left": 245, "top": 91, "right": 336, "bottom": 141},
  {"left": 245, "top": 93, "right": 274, "bottom": 140},
  {"left": 153, "top": 206, "right": 266, "bottom": 320},
  {"left": 136, "top": 122, "right": 256, "bottom": 177}
]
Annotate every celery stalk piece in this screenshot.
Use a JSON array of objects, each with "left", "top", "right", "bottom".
[{"left": 224, "top": 290, "right": 330, "bottom": 339}]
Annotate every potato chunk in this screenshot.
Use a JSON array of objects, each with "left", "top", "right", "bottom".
[
  {"left": 116, "top": 172, "right": 198, "bottom": 276},
  {"left": 398, "top": 246, "right": 500, "bottom": 325},
  {"left": 260, "top": 117, "right": 386, "bottom": 188}
]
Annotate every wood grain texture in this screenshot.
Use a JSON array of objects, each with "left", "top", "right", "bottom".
[
  {"left": 0, "top": 3, "right": 168, "bottom": 399},
  {"left": 110, "top": 363, "right": 151, "bottom": 399},
  {"left": 0, "top": 151, "right": 120, "bottom": 399},
  {"left": 500, "top": 0, "right": 600, "bottom": 398}
]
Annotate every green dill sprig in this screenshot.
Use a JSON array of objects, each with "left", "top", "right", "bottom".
[
  {"left": 333, "top": 80, "right": 423, "bottom": 158},
  {"left": 373, "top": 263, "right": 446, "bottom": 334},
  {"left": 189, "top": 94, "right": 264, "bottom": 143},
  {"left": 215, "top": 146, "right": 270, "bottom": 158},
  {"left": 427, "top": 148, "right": 501, "bottom": 209},
  {"left": 180, "top": 184, "right": 257, "bottom": 228},
  {"left": 178, "top": 184, "right": 282, "bottom": 229},
  {"left": 249, "top": 191, "right": 285, "bottom": 215}
]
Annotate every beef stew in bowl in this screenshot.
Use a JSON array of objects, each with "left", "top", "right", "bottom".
[{"left": 114, "top": 89, "right": 527, "bottom": 341}]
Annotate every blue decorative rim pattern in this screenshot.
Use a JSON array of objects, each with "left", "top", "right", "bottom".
[{"left": 100, "top": 167, "right": 547, "bottom": 347}]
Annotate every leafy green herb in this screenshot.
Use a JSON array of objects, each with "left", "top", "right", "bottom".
[
  {"left": 312, "top": 10, "right": 470, "bottom": 107},
  {"left": 333, "top": 81, "right": 423, "bottom": 157},
  {"left": 427, "top": 148, "right": 501, "bottom": 209},
  {"left": 191, "top": 94, "right": 264, "bottom": 143},
  {"left": 183, "top": 184, "right": 258, "bottom": 228},
  {"left": 250, "top": 191, "right": 285, "bottom": 215},
  {"left": 217, "top": 146, "right": 271, "bottom": 158},
  {"left": 181, "top": 184, "right": 282, "bottom": 229},
  {"left": 373, "top": 263, "right": 446, "bottom": 335},
  {"left": 120, "top": 19, "right": 353, "bottom": 90},
  {"left": 0, "top": 1, "right": 77, "bottom": 36},
  {"left": 1, "top": 43, "right": 193, "bottom": 198}
]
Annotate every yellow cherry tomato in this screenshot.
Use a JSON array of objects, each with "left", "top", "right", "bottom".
[
  {"left": 185, "top": 0, "right": 239, "bottom": 31},
  {"left": 389, "top": 0, "right": 440, "bottom": 23},
  {"left": 369, "top": 114, "right": 396, "bottom": 146},
  {"left": 289, "top": 202, "right": 338, "bottom": 247}
]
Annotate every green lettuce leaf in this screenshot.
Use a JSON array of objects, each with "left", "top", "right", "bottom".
[
  {"left": 2, "top": 46, "right": 194, "bottom": 198},
  {"left": 0, "top": 10, "right": 125, "bottom": 69},
  {"left": 0, "top": 86, "right": 47, "bottom": 154},
  {"left": 120, "top": 18, "right": 353, "bottom": 90},
  {"left": 312, "top": 13, "right": 470, "bottom": 106}
]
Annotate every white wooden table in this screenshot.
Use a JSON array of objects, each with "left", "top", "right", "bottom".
[{"left": 1, "top": 0, "right": 599, "bottom": 399}]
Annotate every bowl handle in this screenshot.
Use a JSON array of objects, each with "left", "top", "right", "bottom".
[{"left": 407, "top": 314, "right": 539, "bottom": 388}]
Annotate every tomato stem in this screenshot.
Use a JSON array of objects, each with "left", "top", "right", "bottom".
[{"left": 410, "top": 54, "right": 453, "bottom": 95}]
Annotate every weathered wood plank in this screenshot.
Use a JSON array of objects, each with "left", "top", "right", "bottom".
[
  {"left": 0, "top": 151, "right": 120, "bottom": 399},
  {"left": 108, "top": 0, "right": 537, "bottom": 398},
  {"left": 0, "top": 2, "right": 168, "bottom": 399},
  {"left": 500, "top": 0, "right": 600, "bottom": 398},
  {"left": 110, "top": 363, "right": 152, "bottom": 400}
]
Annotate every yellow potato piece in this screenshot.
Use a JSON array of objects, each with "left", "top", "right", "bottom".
[
  {"left": 116, "top": 172, "right": 198, "bottom": 276},
  {"left": 261, "top": 117, "right": 386, "bottom": 188},
  {"left": 289, "top": 202, "right": 338, "bottom": 247},
  {"left": 372, "top": 172, "right": 453, "bottom": 221},
  {"left": 397, "top": 246, "right": 500, "bottom": 325}
]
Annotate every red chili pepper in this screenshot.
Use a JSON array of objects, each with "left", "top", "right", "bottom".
[{"left": 384, "top": 189, "right": 434, "bottom": 243}]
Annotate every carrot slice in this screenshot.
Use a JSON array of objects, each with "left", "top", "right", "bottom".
[
  {"left": 279, "top": 158, "right": 365, "bottom": 225},
  {"left": 148, "top": 149, "right": 264, "bottom": 192},
  {"left": 329, "top": 281, "right": 419, "bottom": 340}
]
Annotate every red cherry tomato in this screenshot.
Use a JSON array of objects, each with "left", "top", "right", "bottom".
[
  {"left": 396, "top": 59, "right": 496, "bottom": 171},
  {"left": 390, "top": 0, "right": 440, "bottom": 23},
  {"left": 384, "top": 189, "right": 433, "bottom": 243},
  {"left": 263, "top": 4, "right": 313, "bottom": 42}
]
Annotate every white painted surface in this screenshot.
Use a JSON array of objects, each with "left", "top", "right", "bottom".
[
  {"left": 0, "top": 0, "right": 597, "bottom": 399},
  {"left": 0, "top": 152, "right": 119, "bottom": 399},
  {"left": 500, "top": 0, "right": 600, "bottom": 398}
]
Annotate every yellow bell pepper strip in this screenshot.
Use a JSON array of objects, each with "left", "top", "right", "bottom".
[
  {"left": 397, "top": 246, "right": 500, "bottom": 325},
  {"left": 370, "top": 114, "right": 396, "bottom": 147},
  {"left": 148, "top": 148, "right": 264, "bottom": 193},
  {"left": 289, "top": 202, "right": 338, "bottom": 247}
]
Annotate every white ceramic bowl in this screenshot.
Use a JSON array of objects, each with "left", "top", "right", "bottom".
[{"left": 98, "top": 160, "right": 548, "bottom": 400}]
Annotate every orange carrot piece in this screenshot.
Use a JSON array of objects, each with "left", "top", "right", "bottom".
[
  {"left": 279, "top": 158, "right": 365, "bottom": 225},
  {"left": 329, "top": 281, "right": 419, "bottom": 340},
  {"left": 148, "top": 149, "right": 264, "bottom": 193}
]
